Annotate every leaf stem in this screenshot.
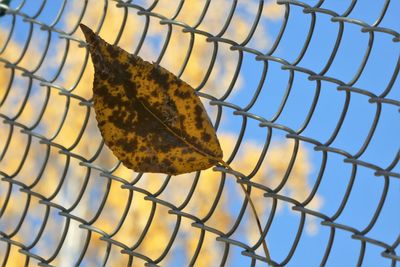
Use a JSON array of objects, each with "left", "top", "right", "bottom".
[{"left": 218, "top": 160, "right": 272, "bottom": 264}]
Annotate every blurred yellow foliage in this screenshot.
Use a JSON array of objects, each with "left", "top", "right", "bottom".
[{"left": 0, "top": 1, "right": 321, "bottom": 266}]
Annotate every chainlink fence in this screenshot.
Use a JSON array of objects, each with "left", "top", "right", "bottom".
[{"left": 0, "top": 0, "right": 399, "bottom": 266}]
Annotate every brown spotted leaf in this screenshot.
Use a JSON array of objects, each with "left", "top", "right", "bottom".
[{"left": 80, "top": 24, "right": 223, "bottom": 175}]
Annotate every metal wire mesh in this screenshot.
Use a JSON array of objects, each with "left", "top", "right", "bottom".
[{"left": 0, "top": 0, "right": 399, "bottom": 266}]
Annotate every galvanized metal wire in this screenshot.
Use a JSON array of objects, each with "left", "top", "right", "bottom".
[{"left": 0, "top": 0, "right": 399, "bottom": 266}]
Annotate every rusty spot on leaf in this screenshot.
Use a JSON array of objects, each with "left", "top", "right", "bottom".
[{"left": 80, "top": 24, "right": 223, "bottom": 175}]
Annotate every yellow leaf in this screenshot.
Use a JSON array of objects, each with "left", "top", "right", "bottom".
[
  {"left": 80, "top": 23, "right": 270, "bottom": 262},
  {"left": 80, "top": 24, "right": 223, "bottom": 175}
]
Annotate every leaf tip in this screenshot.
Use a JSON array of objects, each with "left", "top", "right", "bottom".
[{"left": 79, "top": 23, "right": 96, "bottom": 44}]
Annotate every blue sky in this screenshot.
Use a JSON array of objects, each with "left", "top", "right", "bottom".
[{"left": 240, "top": 1, "right": 400, "bottom": 266}]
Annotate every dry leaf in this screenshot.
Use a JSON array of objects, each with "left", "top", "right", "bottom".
[
  {"left": 80, "top": 24, "right": 223, "bottom": 175},
  {"left": 80, "top": 24, "right": 271, "bottom": 262}
]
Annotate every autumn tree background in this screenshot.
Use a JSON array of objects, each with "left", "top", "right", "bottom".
[{"left": 0, "top": 0, "right": 399, "bottom": 266}]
